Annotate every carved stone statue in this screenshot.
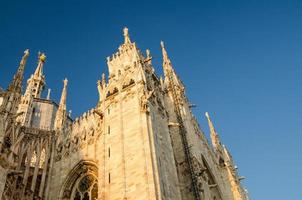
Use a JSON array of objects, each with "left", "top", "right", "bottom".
[{"left": 140, "top": 90, "right": 154, "bottom": 113}]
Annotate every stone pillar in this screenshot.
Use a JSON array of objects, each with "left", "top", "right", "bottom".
[{"left": 0, "top": 165, "right": 8, "bottom": 198}]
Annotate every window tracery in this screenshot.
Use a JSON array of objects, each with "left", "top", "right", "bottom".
[{"left": 71, "top": 174, "right": 98, "bottom": 200}]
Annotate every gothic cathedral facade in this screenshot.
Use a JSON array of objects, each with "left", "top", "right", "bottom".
[{"left": 0, "top": 28, "right": 249, "bottom": 200}]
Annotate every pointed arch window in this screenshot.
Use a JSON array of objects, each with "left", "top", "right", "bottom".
[
  {"left": 71, "top": 174, "right": 98, "bottom": 200},
  {"left": 60, "top": 161, "right": 98, "bottom": 200}
]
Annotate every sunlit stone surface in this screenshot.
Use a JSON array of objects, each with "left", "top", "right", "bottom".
[{"left": 0, "top": 28, "right": 249, "bottom": 200}]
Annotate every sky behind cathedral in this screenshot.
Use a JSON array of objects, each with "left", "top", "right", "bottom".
[{"left": 0, "top": 0, "right": 301, "bottom": 199}]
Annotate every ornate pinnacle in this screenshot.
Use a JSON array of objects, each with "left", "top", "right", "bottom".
[
  {"left": 34, "top": 52, "right": 46, "bottom": 78},
  {"left": 205, "top": 112, "right": 222, "bottom": 151},
  {"left": 20, "top": 49, "right": 30, "bottom": 66},
  {"left": 24, "top": 49, "right": 29, "bottom": 57},
  {"left": 8, "top": 49, "right": 30, "bottom": 92},
  {"left": 146, "top": 49, "right": 151, "bottom": 58},
  {"left": 205, "top": 112, "right": 216, "bottom": 135},
  {"left": 58, "top": 78, "right": 68, "bottom": 111},
  {"left": 123, "top": 27, "right": 131, "bottom": 44},
  {"left": 205, "top": 112, "right": 210, "bottom": 119},
  {"left": 54, "top": 78, "right": 68, "bottom": 130},
  {"left": 160, "top": 41, "right": 169, "bottom": 62},
  {"left": 160, "top": 41, "right": 165, "bottom": 49},
  {"left": 63, "top": 78, "right": 68, "bottom": 88}
]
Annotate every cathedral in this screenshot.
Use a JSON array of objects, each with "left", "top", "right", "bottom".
[{"left": 0, "top": 28, "right": 249, "bottom": 200}]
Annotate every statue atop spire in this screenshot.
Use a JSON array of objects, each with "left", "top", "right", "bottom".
[
  {"left": 145, "top": 49, "right": 152, "bottom": 64},
  {"left": 123, "top": 27, "right": 131, "bottom": 44}
]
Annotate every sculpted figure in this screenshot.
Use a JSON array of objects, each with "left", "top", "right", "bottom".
[{"left": 140, "top": 89, "right": 154, "bottom": 113}]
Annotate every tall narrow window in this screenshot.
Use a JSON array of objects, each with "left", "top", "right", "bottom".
[
  {"left": 108, "top": 173, "right": 111, "bottom": 183},
  {"left": 108, "top": 126, "right": 110, "bottom": 134},
  {"left": 108, "top": 147, "right": 110, "bottom": 158}
]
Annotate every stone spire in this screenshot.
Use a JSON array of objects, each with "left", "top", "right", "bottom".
[
  {"left": 54, "top": 78, "right": 68, "bottom": 131},
  {"left": 161, "top": 41, "right": 169, "bottom": 63},
  {"left": 7, "top": 49, "right": 30, "bottom": 93},
  {"left": 205, "top": 112, "right": 222, "bottom": 150},
  {"left": 24, "top": 52, "right": 46, "bottom": 98},
  {"left": 160, "top": 41, "right": 184, "bottom": 90},
  {"left": 123, "top": 27, "right": 131, "bottom": 44},
  {"left": 59, "top": 78, "right": 68, "bottom": 108},
  {"left": 34, "top": 52, "right": 46, "bottom": 77},
  {"left": 160, "top": 41, "right": 179, "bottom": 79},
  {"left": 205, "top": 112, "right": 225, "bottom": 166}
]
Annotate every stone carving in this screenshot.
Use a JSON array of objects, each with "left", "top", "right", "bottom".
[{"left": 140, "top": 89, "right": 154, "bottom": 113}]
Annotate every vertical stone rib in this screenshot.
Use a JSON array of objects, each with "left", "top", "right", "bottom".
[
  {"left": 39, "top": 139, "right": 50, "bottom": 197},
  {"left": 31, "top": 142, "right": 42, "bottom": 191},
  {"left": 44, "top": 137, "right": 55, "bottom": 200},
  {"left": 23, "top": 142, "right": 34, "bottom": 185}
]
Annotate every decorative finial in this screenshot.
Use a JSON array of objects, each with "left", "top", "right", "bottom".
[
  {"left": 20, "top": 49, "right": 30, "bottom": 66},
  {"left": 38, "top": 52, "right": 46, "bottom": 63},
  {"left": 205, "top": 112, "right": 209, "bottom": 118},
  {"left": 145, "top": 49, "right": 152, "bottom": 64},
  {"left": 160, "top": 40, "right": 169, "bottom": 63},
  {"left": 160, "top": 41, "right": 165, "bottom": 49},
  {"left": 146, "top": 49, "right": 151, "bottom": 58},
  {"left": 123, "top": 27, "right": 131, "bottom": 44},
  {"left": 24, "top": 49, "right": 30, "bottom": 56},
  {"left": 63, "top": 78, "right": 68, "bottom": 87}
]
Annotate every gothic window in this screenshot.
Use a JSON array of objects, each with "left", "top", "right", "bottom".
[{"left": 71, "top": 174, "right": 98, "bottom": 200}]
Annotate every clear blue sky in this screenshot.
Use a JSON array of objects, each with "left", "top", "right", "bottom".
[{"left": 1, "top": 0, "right": 301, "bottom": 199}]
